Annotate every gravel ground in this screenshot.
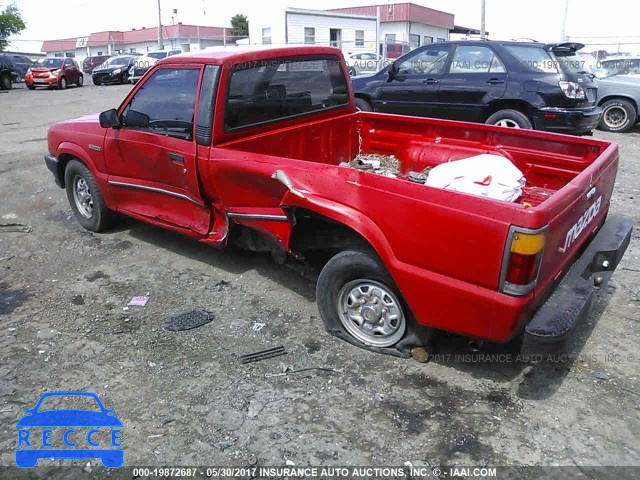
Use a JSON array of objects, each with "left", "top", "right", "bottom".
[{"left": 0, "top": 82, "right": 639, "bottom": 478}]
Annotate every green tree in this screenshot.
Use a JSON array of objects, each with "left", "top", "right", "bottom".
[
  {"left": 0, "top": 3, "right": 26, "bottom": 51},
  {"left": 230, "top": 13, "right": 248, "bottom": 38}
]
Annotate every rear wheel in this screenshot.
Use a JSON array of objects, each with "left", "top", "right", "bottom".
[
  {"left": 0, "top": 73, "right": 12, "bottom": 90},
  {"left": 64, "top": 159, "right": 113, "bottom": 232},
  {"left": 486, "top": 109, "right": 532, "bottom": 129},
  {"left": 317, "top": 250, "right": 430, "bottom": 354},
  {"left": 355, "top": 97, "right": 373, "bottom": 112},
  {"left": 598, "top": 98, "right": 636, "bottom": 132}
]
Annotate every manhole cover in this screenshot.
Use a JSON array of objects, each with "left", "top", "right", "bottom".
[{"left": 164, "top": 310, "right": 214, "bottom": 331}]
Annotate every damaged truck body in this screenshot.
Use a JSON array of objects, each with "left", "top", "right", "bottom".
[{"left": 44, "top": 46, "right": 632, "bottom": 357}]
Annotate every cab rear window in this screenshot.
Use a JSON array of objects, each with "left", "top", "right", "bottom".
[{"left": 224, "top": 56, "right": 349, "bottom": 131}]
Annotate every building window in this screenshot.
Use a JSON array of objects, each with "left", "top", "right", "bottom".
[
  {"left": 54, "top": 53, "right": 63, "bottom": 57},
  {"left": 385, "top": 33, "right": 396, "bottom": 44},
  {"left": 130, "top": 47, "right": 136, "bottom": 53},
  {"left": 304, "top": 27, "right": 315, "bottom": 45},
  {"left": 65, "top": 52, "right": 75, "bottom": 58},
  {"left": 355, "top": 30, "right": 364, "bottom": 47},
  {"left": 436, "top": 37, "right": 446, "bottom": 42},
  {"left": 423, "top": 36, "right": 433, "bottom": 44},
  {"left": 97, "top": 51, "right": 103, "bottom": 55},
  {"left": 262, "top": 27, "right": 272, "bottom": 45},
  {"left": 409, "top": 34, "right": 420, "bottom": 47}
]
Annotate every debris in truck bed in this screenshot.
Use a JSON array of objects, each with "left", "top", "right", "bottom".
[{"left": 341, "top": 153, "right": 401, "bottom": 177}]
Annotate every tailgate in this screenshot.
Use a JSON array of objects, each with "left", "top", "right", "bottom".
[{"left": 535, "top": 142, "right": 619, "bottom": 296}]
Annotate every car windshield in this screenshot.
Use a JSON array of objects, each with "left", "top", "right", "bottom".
[
  {"left": 106, "top": 57, "right": 131, "bottom": 66},
  {"left": 37, "top": 58, "right": 63, "bottom": 68},
  {"left": 36, "top": 395, "right": 102, "bottom": 412},
  {"left": 147, "top": 52, "right": 167, "bottom": 60}
]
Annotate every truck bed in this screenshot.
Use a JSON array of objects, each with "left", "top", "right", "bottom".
[{"left": 215, "top": 112, "right": 619, "bottom": 341}]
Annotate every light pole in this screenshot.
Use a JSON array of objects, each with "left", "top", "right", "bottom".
[
  {"left": 560, "top": 0, "right": 570, "bottom": 42},
  {"left": 480, "top": 0, "right": 486, "bottom": 40},
  {"left": 157, "top": 0, "right": 164, "bottom": 49}
]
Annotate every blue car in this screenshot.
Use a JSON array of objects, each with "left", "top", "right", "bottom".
[{"left": 16, "top": 391, "right": 123, "bottom": 468}]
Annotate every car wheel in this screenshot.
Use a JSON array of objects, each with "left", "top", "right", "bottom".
[
  {"left": 598, "top": 98, "right": 636, "bottom": 133},
  {"left": 93, "top": 77, "right": 101, "bottom": 86},
  {"left": 486, "top": 109, "right": 532, "bottom": 129},
  {"left": 77, "top": 75, "right": 83, "bottom": 87},
  {"left": 0, "top": 73, "right": 12, "bottom": 90},
  {"left": 317, "top": 250, "right": 430, "bottom": 354},
  {"left": 64, "top": 159, "right": 113, "bottom": 232},
  {"left": 348, "top": 66, "right": 357, "bottom": 76},
  {"left": 27, "top": 84, "right": 36, "bottom": 90},
  {"left": 58, "top": 76, "right": 67, "bottom": 90},
  {"left": 355, "top": 97, "right": 373, "bottom": 112},
  {"left": 121, "top": 72, "right": 129, "bottom": 84}
]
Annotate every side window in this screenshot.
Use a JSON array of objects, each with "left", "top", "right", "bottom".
[
  {"left": 504, "top": 45, "right": 558, "bottom": 73},
  {"left": 397, "top": 45, "right": 452, "bottom": 75},
  {"left": 123, "top": 67, "right": 201, "bottom": 140},
  {"left": 225, "top": 57, "right": 349, "bottom": 131},
  {"left": 449, "top": 46, "right": 506, "bottom": 73}
]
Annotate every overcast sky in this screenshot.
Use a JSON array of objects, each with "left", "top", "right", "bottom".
[{"left": 7, "top": 0, "right": 640, "bottom": 53}]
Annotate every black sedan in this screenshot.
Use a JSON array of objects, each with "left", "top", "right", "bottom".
[{"left": 92, "top": 56, "right": 136, "bottom": 85}]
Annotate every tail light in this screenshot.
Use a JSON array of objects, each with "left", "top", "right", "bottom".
[
  {"left": 559, "top": 81, "right": 586, "bottom": 99},
  {"left": 500, "top": 226, "right": 547, "bottom": 296}
]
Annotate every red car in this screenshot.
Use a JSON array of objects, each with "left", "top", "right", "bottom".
[
  {"left": 42, "top": 46, "right": 632, "bottom": 357},
  {"left": 25, "top": 57, "right": 83, "bottom": 90}
]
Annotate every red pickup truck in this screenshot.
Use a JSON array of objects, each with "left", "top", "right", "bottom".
[{"left": 44, "top": 46, "right": 632, "bottom": 357}]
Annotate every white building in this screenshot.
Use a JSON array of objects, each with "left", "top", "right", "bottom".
[{"left": 249, "top": 8, "right": 378, "bottom": 53}]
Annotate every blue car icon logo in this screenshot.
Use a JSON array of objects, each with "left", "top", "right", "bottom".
[{"left": 16, "top": 391, "right": 123, "bottom": 468}]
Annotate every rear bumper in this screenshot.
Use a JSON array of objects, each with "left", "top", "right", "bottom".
[
  {"left": 522, "top": 215, "right": 633, "bottom": 355},
  {"left": 533, "top": 106, "right": 602, "bottom": 135}
]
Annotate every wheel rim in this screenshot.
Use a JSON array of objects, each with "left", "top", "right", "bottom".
[
  {"left": 60, "top": 78, "right": 66, "bottom": 89},
  {"left": 337, "top": 279, "right": 406, "bottom": 347},
  {"left": 494, "top": 119, "right": 520, "bottom": 128},
  {"left": 72, "top": 175, "right": 94, "bottom": 218},
  {"left": 604, "top": 105, "right": 628, "bottom": 128}
]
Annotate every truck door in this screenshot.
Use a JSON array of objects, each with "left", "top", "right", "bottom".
[
  {"left": 437, "top": 44, "right": 508, "bottom": 122},
  {"left": 376, "top": 44, "right": 453, "bottom": 117},
  {"left": 104, "top": 66, "right": 212, "bottom": 236}
]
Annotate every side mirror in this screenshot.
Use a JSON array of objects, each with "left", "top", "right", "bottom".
[
  {"left": 99, "top": 109, "right": 121, "bottom": 128},
  {"left": 386, "top": 61, "right": 406, "bottom": 83},
  {"left": 122, "top": 109, "right": 150, "bottom": 128}
]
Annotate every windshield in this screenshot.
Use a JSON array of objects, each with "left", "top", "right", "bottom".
[
  {"left": 106, "top": 57, "right": 131, "bottom": 66},
  {"left": 37, "top": 395, "right": 101, "bottom": 412},
  {"left": 37, "top": 58, "right": 63, "bottom": 68},
  {"left": 147, "top": 52, "right": 167, "bottom": 60}
]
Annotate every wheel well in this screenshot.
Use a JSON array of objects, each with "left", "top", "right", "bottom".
[
  {"left": 486, "top": 101, "right": 533, "bottom": 122},
  {"left": 289, "top": 208, "right": 377, "bottom": 268},
  {"left": 598, "top": 95, "right": 638, "bottom": 113},
  {"left": 56, "top": 153, "right": 76, "bottom": 188}
]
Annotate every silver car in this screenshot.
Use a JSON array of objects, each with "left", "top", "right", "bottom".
[{"left": 344, "top": 52, "right": 385, "bottom": 76}]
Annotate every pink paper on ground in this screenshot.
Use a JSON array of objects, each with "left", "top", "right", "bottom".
[{"left": 128, "top": 296, "right": 149, "bottom": 306}]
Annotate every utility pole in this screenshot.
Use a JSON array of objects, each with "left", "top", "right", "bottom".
[
  {"left": 560, "top": 0, "right": 569, "bottom": 42},
  {"left": 480, "top": 0, "right": 486, "bottom": 40},
  {"left": 157, "top": 0, "right": 164, "bottom": 49}
]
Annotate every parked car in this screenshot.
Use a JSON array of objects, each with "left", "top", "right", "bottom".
[
  {"left": 595, "top": 76, "right": 640, "bottom": 132},
  {"left": 9, "top": 54, "right": 35, "bottom": 80},
  {"left": 24, "top": 57, "right": 83, "bottom": 90},
  {"left": 42, "top": 46, "right": 631, "bottom": 357},
  {"left": 351, "top": 40, "right": 602, "bottom": 135},
  {"left": 344, "top": 52, "right": 384, "bottom": 76},
  {"left": 600, "top": 56, "right": 640, "bottom": 78},
  {"left": 91, "top": 56, "right": 137, "bottom": 85},
  {"left": 82, "top": 55, "right": 112, "bottom": 74},
  {"left": 128, "top": 50, "right": 181, "bottom": 84},
  {"left": 0, "top": 54, "right": 19, "bottom": 90}
]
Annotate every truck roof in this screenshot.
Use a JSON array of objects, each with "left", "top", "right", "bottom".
[{"left": 157, "top": 45, "right": 343, "bottom": 67}]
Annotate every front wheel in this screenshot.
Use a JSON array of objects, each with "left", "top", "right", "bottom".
[
  {"left": 0, "top": 73, "right": 12, "bottom": 90},
  {"left": 355, "top": 97, "right": 373, "bottom": 112},
  {"left": 347, "top": 66, "right": 357, "bottom": 76},
  {"left": 486, "top": 109, "right": 532, "bottom": 129},
  {"left": 598, "top": 98, "right": 636, "bottom": 133},
  {"left": 317, "top": 250, "right": 430, "bottom": 355},
  {"left": 58, "top": 76, "right": 67, "bottom": 90},
  {"left": 64, "top": 159, "right": 113, "bottom": 232},
  {"left": 76, "top": 75, "right": 83, "bottom": 87}
]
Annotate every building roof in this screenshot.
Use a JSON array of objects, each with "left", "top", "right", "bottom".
[
  {"left": 328, "top": 2, "right": 455, "bottom": 30},
  {"left": 42, "top": 24, "right": 233, "bottom": 52}
]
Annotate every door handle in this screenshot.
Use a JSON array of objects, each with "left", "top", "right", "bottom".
[
  {"left": 423, "top": 78, "right": 439, "bottom": 84},
  {"left": 168, "top": 152, "right": 184, "bottom": 163},
  {"left": 487, "top": 78, "right": 505, "bottom": 85}
]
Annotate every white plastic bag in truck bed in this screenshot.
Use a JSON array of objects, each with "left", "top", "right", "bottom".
[{"left": 425, "top": 154, "right": 525, "bottom": 202}]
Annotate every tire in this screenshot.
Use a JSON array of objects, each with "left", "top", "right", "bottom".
[
  {"left": 348, "top": 66, "right": 357, "bottom": 76},
  {"left": 598, "top": 98, "right": 636, "bottom": 133},
  {"left": 58, "top": 76, "right": 67, "bottom": 90},
  {"left": 0, "top": 73, "right": 12, "bottom": 90},
  {"left": 486, "top": 109, "right": 532, "bottom": 129},
  {"left": 64, "top": 159, "right": 113, "bottom": 232},
  {"left": 316, "top": 250, "right": 430, "bottom": 355},
  {"left": 76, "top": 75, "right": 83, "bottom": 87},
  {"left": 120, "top": 72, "right": 129, "bottom": 84},
  {"left": 355, "top": 97, "right": 373, "bottom": 112},
  {"left": 93, "top": 77, "right": 101, "bottom": 86},
  {"left": 27, "top": 84, "right": 35, "bottom": 90}
]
